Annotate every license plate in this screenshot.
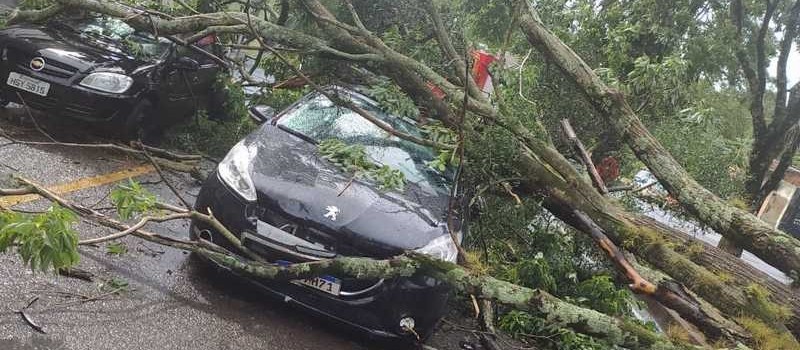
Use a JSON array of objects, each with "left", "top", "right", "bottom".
[
  {"left": 294, "top": 275, "right": 341, "bottom": 295},
  {"left": 7, "top": 72, "right": 50, "bottom": 96}
]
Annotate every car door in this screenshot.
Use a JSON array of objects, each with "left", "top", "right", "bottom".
[{"left": 157, "top": 48, "right": 199, "bottom": 124}]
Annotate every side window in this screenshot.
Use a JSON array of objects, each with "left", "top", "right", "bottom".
[{"left": 175, "top": 35, "right": 219, "bottom": 65}]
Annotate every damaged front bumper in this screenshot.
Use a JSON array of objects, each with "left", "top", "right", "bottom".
[{"left": 190, "top": 171, "right": 450, "bottom": 342}]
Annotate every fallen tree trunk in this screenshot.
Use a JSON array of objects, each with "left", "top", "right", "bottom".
[
  {"left": 569, "top": 210, "right": 749, "bottom": 343},
  {"left": 518, "top": 1, "right": 800, "bottom": 276},
  {"left": 511, "top": 140, "right": 798, "bottom": 342},
  {"left": 4, "top": 0, "right": 793, "bottom": 346},
  {"left": 1, "top": 178, "right": 686, "bottom": 350}
]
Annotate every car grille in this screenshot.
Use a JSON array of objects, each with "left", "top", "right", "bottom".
[
  {"left": 257, "top": 208, "right": 363, "bottom": 257},
  {"left": 254, "top": 207, "right": 384, "bottom": 297},
  {"left": 16, "top": 91, "right": 99, "bottom": 119},
  {"left": 6, "top": 47, "right": 79, "bottom": 79}
]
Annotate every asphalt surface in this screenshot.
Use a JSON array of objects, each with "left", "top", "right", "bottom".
[{"left": 0, "top": 107, "right": 476, "bottom": 350}]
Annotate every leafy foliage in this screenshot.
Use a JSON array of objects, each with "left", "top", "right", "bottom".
[
  {"left": 420, "top": 121, "right": 459, "bottom": 172},
  {"left": 0, "top": 206, "right": 79, "bottom": 272},
  {"left": 573, "top": 275, "right": 632, "bottom": 316},
  {"left": 497, "top": 310, "right": 613, "bottom": 350},
  {"left": 104, "top": 276, "right": 130, "bottom": 291},
  {"left": 106, "top": 242, "right": 128, "bottom": 256},
  {"left": 111, "top": 179, "right": 156, "bottom": 220},
  {"left": 318, "top": 138, "right": 406, "bottom": 191},
  {"left": 163, "top": 110, "right": 257, "bottom": 158},
  {"left": 212, "top": 73, "right": 249, "bottom": 121},
  {"left": 365, "top": 79, "right": 418, "bottom": 120}
]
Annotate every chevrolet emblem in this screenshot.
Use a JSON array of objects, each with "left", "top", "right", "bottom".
[{"left": 30, "top": 57, "right": 45, "bottom": 71}]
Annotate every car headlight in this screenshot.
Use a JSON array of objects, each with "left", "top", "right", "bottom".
[
  {"left": 415, "top": 234, "right": 459, "bottom": 263},
  {"left": 217, "top": 140, "right": 258, "bottom": 202},
  {"left": 79, "top": 72, "right": 133, "bottom": 93}
]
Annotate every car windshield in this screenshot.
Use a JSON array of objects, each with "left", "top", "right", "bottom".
[
  {"left": 277, "top": 91, "right": 450, "bottom": 194},
  {"left": 64, "top": 16, "right": 170, "bottom": 59}
]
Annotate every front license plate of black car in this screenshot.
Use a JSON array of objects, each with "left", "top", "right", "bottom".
[
  {"left": 294, "top": 275, "right": 341, "bottom": 295},
  {"left": 7, "top": 72, "right": 49, "bottom": 96}
]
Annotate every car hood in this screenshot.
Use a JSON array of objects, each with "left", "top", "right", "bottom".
[
  {"left": 245, "top": 124, "right": 450, "bottom": 254},
  {"left": 0, "top": 23, "right": 147, "bottom": 74}
]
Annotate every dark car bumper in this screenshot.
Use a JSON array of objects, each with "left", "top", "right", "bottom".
[
  {"left": 191, "top": 171, "right": 451, "bottom": 342},
  {"left": 0, "top": 58, "right": 138, "bottom": 122}
]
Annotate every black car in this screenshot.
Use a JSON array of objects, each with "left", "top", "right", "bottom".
[
  {"left": 191, "top": 87, "right": 464, "bottom": 342},
  {"left": 0, "top": 14, "right": 225, "bottom": 139}
]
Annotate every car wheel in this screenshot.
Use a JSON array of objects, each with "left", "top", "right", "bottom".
[
  {"left": 206, "top": 87, "right": 234, "bottom": 122},
  {"left": 123, "top": 99, "right": 163, "bottom": 145}
]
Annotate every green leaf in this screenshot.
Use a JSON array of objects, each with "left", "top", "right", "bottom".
[
  {"left": 111, "top": 179, "right": 157, "bottom": 220},
  {"left": 106, "top": 242, "right": 128, "bottom": 256}
]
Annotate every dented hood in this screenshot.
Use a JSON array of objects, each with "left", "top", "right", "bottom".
[{"left": 243, "top": 124, "right": 450, "bottom": 253}]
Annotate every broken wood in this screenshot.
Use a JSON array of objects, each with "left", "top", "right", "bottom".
[
  {"left": 57, "top": 267, "right": 94, "bottom": 282},
  {"left": 560, "top": 119, "right": 608, "bottom": 194},
  {"left": 14, "top": 296, "right": 45, "bottom": 334},
  {"left": 569, "top": 210, "right": 748, "bottom": 343}
]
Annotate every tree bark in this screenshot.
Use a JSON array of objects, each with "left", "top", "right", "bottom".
[
  {"left": 517, "top": 3, "right": 800, "bottom": 277},
  {"left": 514, "top": 141, "right": 799, "bottom": 340},
  {"left": 739, "top": 0, "right": 800, "bottom": 205},
  {"left": 9, "top": 0, "right": 799, "bottom": 344}
]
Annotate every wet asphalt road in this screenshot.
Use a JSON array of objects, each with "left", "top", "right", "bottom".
[{"left": 0, "top": 108, "right": 471, "bottom": 350}]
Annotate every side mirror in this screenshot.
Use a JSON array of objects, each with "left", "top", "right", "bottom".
[
  {"left": 173, "top": 56, "right": 200, "bottom": 71},
  {"left": 248, "top": 105, "right": 275, "bottom": 124}
]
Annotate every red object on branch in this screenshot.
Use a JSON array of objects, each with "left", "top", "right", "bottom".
[
  {"left": 597, "top": 156, "right": 620, "bottom": 183},
  {"left": 471, "top": 50, "right": 496, "bottom": 93},
  {"left": 426, "top": 50, "right": 497, "bottom": 100}
]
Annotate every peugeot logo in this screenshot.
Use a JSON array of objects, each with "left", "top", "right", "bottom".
[
  {"left": 323, "top": 205, "right": 340, "bottom": 221},
  {"left": 30, "top": 57, "right": 45, "bottom": 71}
]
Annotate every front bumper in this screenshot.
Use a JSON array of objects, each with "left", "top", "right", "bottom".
[
  {"left": 0, "top": 58, "right": 138, "bottom": 122},
  {"left": 192, "top": 171, "right": 451, "bottom": 341}
]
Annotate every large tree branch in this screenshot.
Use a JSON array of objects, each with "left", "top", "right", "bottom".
[
  {"left": 773, "top": 1, "right": 800, "bottom": 123},
  {"left": 419, "top": 0, "right": 484, "bottom": 100},
  {"left": 9, "top": 0, "right": 381, "bottom": 64},
  {"left": 0, "top": 178, "right": 683, "bottom": 349},
  {"left": 731, "top": 0, "right": 770, "bottom": 145}
]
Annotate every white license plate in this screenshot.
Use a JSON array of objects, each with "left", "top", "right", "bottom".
[
  {"left": 294, "top": 276, "right": 341, "bottom": 295},
  {"left": 7, "top": 72, "right": 50, "bottom": 96}
]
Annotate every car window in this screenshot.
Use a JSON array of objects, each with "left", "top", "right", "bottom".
[
  {"left": 277, "top": 92, "right": 450, "bottom": 193},
  {"left": 69, "top": 16, "right": 171, "bottom": 59}
]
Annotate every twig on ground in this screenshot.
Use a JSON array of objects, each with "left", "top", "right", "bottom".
[
  {"left": 135, "top": 142, "right": 192, "bottom": 209},
  {"left": 35, "top": 287, "right": 126, "bottom": 312},
  {"left": 78, "top": 212, "right": 191, "bottom": 245},
  {"left": 15, "top": 92, "right": 57, "bottom": 143},
  {"left": 470, "top": 294, "right": 481, "bottom": 319},
  {"left": 14, "top": 296, "right": 45, "bottom": 334},
  {"left": 57, "top": 267, "right": 94, "bottom": 282}
]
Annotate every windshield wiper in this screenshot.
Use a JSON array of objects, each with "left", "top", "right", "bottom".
[{"left": 276, "top": 124, "right": 319, "bottom": 145}]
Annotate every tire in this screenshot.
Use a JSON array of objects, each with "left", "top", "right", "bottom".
[
  {"left": 206, "top": 86, "right": 234, "bottom": 122},
  {"left": 123, "top": 99, "right": 163, "bottom": 145}
]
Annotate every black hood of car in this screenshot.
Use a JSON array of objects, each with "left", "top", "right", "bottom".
[
  {"left": 0, "top": 22, "right": 148, "bottom": 74},
  {"left": 244, "top": 124, "right": 451, "bottom": 254}
]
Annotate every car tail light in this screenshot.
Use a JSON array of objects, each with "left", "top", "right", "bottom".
[{"left": 196, "top": 34, "right": 217, "bottom": 46}]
